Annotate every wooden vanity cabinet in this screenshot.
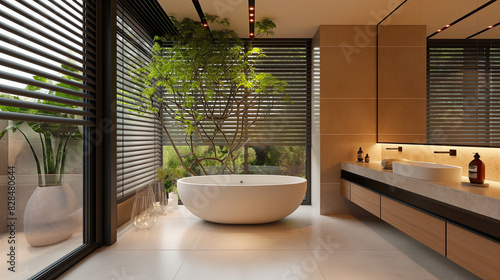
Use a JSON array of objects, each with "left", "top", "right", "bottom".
[
  {"left": 340, "top": 179, "right": 351, "bottom": 200},
  {"left": 447, "top": 223, "right": 500, "bottom": 280},
  {"left": 340, "top": 171, "right": 500, "bottom": 280},
  {"left": 381, "top": 196, "right": 446, "bottom": 255},
  {"left": 350, "top": 183, "right": 380, "bottom": 218}
]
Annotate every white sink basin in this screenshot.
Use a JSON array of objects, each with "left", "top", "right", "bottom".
[{"left": 392, "top": 161, "right": 463, "bottom": 182}]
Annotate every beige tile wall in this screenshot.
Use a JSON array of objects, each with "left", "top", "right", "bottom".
[
  {"left": 378, "top": 25, "right": 426, "bottom": 143},
  {"left": 381, "top": 144, "right": 500, "bottom": 182},
  {"left": 312, "top": 25, "right": 381, "bottom": 215}
]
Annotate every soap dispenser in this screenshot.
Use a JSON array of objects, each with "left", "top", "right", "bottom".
[
  {"left": 469, "top": 153, "right": 485, "bottom": 184},
  {"left": 364, "top": 154, "right": 370, "bottom": 163},
  {"left": 357, "top": 147, "right": 364, "bottom": 162}
]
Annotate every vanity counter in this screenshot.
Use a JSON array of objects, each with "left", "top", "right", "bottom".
[{"left": 341, "top": 161, "right": 500, "bottom": 221}]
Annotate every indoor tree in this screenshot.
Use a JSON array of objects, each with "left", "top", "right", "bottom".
[{"left": 134, "top": 15, "right": 287, "bottom": 176}]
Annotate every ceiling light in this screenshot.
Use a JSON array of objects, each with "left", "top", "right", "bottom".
[
  {"left": 466, "top": 21, "right": 500, "bottom": 38},
  {"left": 249, "top": 7, "right": 254, "bottom": 11},
  {"left": 428, "top": 0, "right": 497, "bottom": 39}
]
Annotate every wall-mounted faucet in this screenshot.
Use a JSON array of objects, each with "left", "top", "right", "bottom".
[
  {"left": 434, "top": 149, "right": 457, "bottom": 156},
  {"left": 386, "top": 146, "right": 403, "bottom": 152}
]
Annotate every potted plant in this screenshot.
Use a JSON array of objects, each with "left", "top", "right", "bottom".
[
  {"left": 133, "top": 15, "right": 288, "bottom": 176},
  {"left": 0, "top": 69, "right": 82, "bottom": 246}
]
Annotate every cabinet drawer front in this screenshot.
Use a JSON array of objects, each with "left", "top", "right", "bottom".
[
  {"left": 447, "top": 223, "right": 500, "bottom": 280},
  {"left": 381, "top": 196, "right": 446, "bottom": 255},
  {"left": 340, "top": 179, "right": 351, "bottom": 200},
  {"left": 351, "top": 183, "right": 380, "bottom": 217}
]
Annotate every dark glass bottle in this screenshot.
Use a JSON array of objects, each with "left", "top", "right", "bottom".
[
  {"left": 469, "top": 153, "right": 485, "bottom": 184},
  {"left": 365, "top": 154, "right": 370, "bottom": 163},
  {"left": 357, "top": 147, "right": 364, "bottom": 162}
]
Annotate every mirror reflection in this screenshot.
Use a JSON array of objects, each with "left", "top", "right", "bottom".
[{"left": 377, "top": 0, "right": 500, "bottom": 147}]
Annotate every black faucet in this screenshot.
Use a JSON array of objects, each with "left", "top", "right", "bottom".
[{"left": 434, "top": 149, "right": 457, "bottom": 156}]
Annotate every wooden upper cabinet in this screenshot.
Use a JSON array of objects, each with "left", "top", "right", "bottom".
[
  {"left": 340, "top": 179, "right": 351, "bottom": 200},
  {"left": 350, "top": 183, "right": 380, "bottom": 217},
  {"left": 447, "top": 223, "right": 500, "bottom": 280},
  {"left": 381, "top": 196, "right": 446, "bottom": 256}
]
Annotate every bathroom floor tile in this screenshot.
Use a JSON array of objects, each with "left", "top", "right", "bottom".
[
  {"left": 294, "top": 215, "right": 425, "bottom": 251},
  {"left": 112, "top": 218, "right": 205, "bottom": 250},
  {"left": 175, "top": 250, "right": 325, "bottom": 280},
  {"left": 159, "top": 206, "right": 199, "bottom": 219},
  {"left": 287, "top": 205, "right": 327, "bottom": 219},
  {"left": 60, "top": 249, "right": 187, "bottom": 280},
  {"left": 314, "top": 249, "right": 479, "bottom": 280},
  {"left": 191, "top": 219, "right": 309, "bottom": 250},
  {"left": 57, "top": 207, "right": 481, "bottom": 280}
]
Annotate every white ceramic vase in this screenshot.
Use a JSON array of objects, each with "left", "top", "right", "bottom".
[{"left": 24, "top": 184, "right": 80, "bottom": 247}]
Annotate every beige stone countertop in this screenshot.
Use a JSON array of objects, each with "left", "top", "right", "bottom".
[{"left": 341, "top": 161, "right": 500, "bottom": 221}]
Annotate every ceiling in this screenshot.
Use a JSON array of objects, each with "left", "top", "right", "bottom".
[{"left": 157, "top": 0, "right": 500, "bottom": 39}]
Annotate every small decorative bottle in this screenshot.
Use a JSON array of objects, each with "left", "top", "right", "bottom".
[
  {"left": 469, "top": 153, "right": 485, "bottom": 184},
  {"left": 357, "top": 147, "right": 364, "bottom": 162},
  {"left": 365, "top": 154, "right": 370, "bottom": 163}
]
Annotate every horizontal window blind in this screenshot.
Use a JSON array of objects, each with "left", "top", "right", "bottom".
[
  {"left": 427, "top": 39, "right": 500, "bottom": 146},
  {"left": 0, "top": 0, "right": 96, "bottom": 126},
  {"left": 116, "top": 1, "right": 162, "bottom": 200},
  {"left": 163, "top": 39, "right": 311, "bottom": 147}
]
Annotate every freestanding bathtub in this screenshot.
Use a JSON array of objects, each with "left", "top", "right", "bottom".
[{"left": 177, "top": 175, "right": 307, "bottom": 224}]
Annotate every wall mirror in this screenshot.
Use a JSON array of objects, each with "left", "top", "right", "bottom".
[{"left": 377, "top": 0, "right": 500, "bottom": 147}]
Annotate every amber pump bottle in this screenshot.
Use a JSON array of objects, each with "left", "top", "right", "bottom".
[
  {"left": 357, "top": 147, "right": 364, "bottom": 162},
  {"left": 468, "top": 153, "right": 485, "bottom": 184}
]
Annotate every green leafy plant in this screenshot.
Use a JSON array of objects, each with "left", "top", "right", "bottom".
[
  {"left": 0, "top": 66, "right": 82, "bottom": 186},
  {"left": 133, "top": 15, "right": 287, "bottom": 176}
]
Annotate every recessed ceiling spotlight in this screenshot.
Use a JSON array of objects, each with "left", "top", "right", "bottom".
[
  {"left": 466, "top": 21, "right": 499, "bottom": 39},
  {"left": 428, "top": 0, "right": 497, "bottom": 39},
  {"left": 249, "top": 0, "right": 255, "bottom": 38}
]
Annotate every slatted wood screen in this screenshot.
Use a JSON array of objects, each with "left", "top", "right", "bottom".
[
  {"left": 162, "top": 39, "right": 312, "bottom": 147},
  {"left": 116, "top": 0, "right": 174, "bottom": 201},
  {"left": 0, "top": 0, "right": 96, "bottom": 126},
  {"left": 427, "top": 39, "right": 500, "bottom": 146}
]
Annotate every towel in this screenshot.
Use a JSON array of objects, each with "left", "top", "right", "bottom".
[{"left": 381, "top": 159, "right": 407, "bottom": 170}]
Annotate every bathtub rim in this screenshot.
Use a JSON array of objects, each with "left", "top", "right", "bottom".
[{"left": 177, "top": 174, "right": 307, "bottom": 187}]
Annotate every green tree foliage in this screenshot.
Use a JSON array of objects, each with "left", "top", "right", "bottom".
[{"left": 133, "top": 15, "right": 287, "bottom": 176}]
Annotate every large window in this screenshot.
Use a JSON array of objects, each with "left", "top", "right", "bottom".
[
  {"left": 0, "top": 0, "right": 98, "bottom": 278},
  {"left": 161, "top": 39, "right": 312, "bottom": 202},
  {"left": 116, "top": 1, "right": 161, "bottom": 201},
  {"left": 115, "top": 0, "right": 175, "bottom": 202},
  {"left": 427, "top": 39, "right": 500, "bottom": 146}
]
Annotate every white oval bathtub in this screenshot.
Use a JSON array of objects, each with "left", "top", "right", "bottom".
[{"left": 177, "top": 175, "right": 307, "bottom": 224}]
